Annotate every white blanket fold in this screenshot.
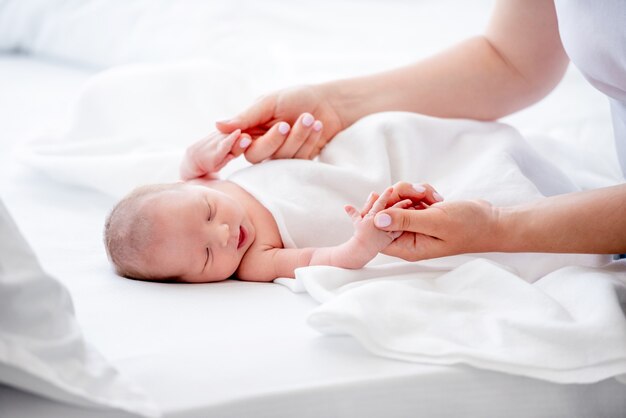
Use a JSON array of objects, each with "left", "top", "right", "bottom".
[
  {"left": 17, "top": 64, "right": 626, "bottom": 385},
  {"left": 300, "top": 260, "right": 626, "bottom": 384}
]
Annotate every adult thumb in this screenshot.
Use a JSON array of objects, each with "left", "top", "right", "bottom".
[
  {"left": 216, "top": 96, "right": 275, "bottom": 133},
  {"left": 374, "top": 208, "right": 434, "bottom": 233}
]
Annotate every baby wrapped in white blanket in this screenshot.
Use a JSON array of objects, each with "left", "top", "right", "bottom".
[{"left": 18, "top": 68, "right": 626, "bottom": 385}]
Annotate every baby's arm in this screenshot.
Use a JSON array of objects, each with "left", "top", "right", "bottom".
[
  {"left": 307, "top": 187, "right": 407, "bottom": 268},
  {"left": 179, "top": 129, "right": 251, "bottom": 180},
  {"left": 239, "top": 188, "right": 408, "bottom": 281}
]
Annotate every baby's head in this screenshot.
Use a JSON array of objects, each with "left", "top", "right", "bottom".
[{"left": 104, "top": 182, "right": 255, "bottom": 283}]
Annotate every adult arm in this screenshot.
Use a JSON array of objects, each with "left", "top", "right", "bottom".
[
  {"left": 218, "top": 0, "right": 569, "bottom": 161},
  {"left": 374, "top": 184, "right": 626, "bottom": 261},
  {"left": 328, "top": 0, "right": 569, "bottom": 125}
]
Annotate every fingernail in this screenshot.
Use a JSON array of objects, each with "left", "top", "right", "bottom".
[
  {"left": 313, "top": 120, "right": 323, "bottom": 132},
  {"left": 412, "top": 183, "right": 426, "bottom": 193},
  {"left": 302, "top": 113, "right": 314, "bottom": 127},
  {"left": 278, "top": 122, "right": 290, "bottom": 135},
  {"left": 218, "top": 118, "right": 236, "bottom": 125},
  {"left": 375, "top": 213, "right": 392, "bottom": 227},
  {"left": 433, "top": 192, "right": 444, "bottom": 202},
  {"left": 239, "top": 136, "right": 252, "bottom": 148}
]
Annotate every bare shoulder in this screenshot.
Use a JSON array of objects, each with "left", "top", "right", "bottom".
[{"left": 237, "top": 244, "right": 279, "bottom": 282}]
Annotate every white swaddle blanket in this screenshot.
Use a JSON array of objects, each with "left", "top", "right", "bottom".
[{"left": 16, "top": 66, "right": 626, "bottom": 385}]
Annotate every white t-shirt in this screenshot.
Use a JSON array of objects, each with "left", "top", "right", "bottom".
[{"left": 554, "top": 0, "right": 626, "bottom": 176}]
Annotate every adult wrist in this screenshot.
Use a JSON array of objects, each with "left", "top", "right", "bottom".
[
  {"left": 317, "top": 79, "right": 361, "bottom": 130},
  {"left": 492, "top": 205, "right": 531, "bottom": 253}
]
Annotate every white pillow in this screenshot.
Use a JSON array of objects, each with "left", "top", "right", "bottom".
[{"left": 0, "top": 199, "right": 159, "bottom": 417}]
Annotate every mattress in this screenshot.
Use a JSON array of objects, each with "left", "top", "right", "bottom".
[{"left": 1, "top": 1, "right": 625, "bottom": 416}]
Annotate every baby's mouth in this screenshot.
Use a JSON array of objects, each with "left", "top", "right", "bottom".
[{"left": 237, "top": 225, "right": 247, "bottom": 249}]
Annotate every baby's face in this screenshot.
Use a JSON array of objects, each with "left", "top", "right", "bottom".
[{"left": 143, "top": 184, "right": 255, "bottom": 283}]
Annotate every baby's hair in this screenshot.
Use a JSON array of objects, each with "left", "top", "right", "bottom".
[{"left": 104, "top": 182, "right": 182, "bottom": 280}]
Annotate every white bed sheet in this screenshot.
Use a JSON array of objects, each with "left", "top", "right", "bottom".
[{"left": 1, "top": 55, "right": 625, "bottom": 418}]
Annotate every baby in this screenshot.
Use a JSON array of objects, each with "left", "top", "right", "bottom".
[{"left": 104, "top": 130, "right": 432, "bottom": 283}]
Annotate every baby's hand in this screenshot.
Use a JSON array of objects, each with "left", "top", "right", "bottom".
[
  {"left": 180, "top": 129, "right": 252, "bottom": 180},
  {"left": 344, "top": 187, "right": 411, "bottom": 256}
]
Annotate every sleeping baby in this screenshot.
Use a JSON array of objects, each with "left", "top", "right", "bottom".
[{"left": 104, "top": 129, "right": 435, "bottom": 283}]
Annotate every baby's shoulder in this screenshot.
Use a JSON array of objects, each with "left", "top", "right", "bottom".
[{"left": 236, "top": 243, "right": 282, "bottom": 282}]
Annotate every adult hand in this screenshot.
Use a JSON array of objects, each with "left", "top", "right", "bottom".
[
  {"left": 357, "top": 182, "right": 443, "bottom": 217},
  {"left": 373, "top": 188, "right": 500, "bottom": 261},
  {"left": 216, "top": 85, "right": 343, "bottom": 163}
]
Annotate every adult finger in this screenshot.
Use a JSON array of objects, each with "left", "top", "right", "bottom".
[
  {"left": 273, "top": 113, "right": 315, "bottom": 159},
  {"left": 390, "top": 182, "right": 444, "bottom": 207},
  {"left": 215, "top": 95, "right": 276, "bottom": 133},
  {"left": 374, "top": 207, "right": 441, "bottom": 236},
  {"left": 382, "top": 233, "right": 445, "bottom": 261},
  {"left": 243, "top": 122, "right": 291, "bottom": 164},
  {"left": 293, "top": 119, "right": 323, "bottom": 159},
  {"left": 229, "top": 133, "right": 252, "bottom": 158}
]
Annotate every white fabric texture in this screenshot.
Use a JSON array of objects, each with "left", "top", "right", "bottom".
[
  {"left": 554, "top": 0, "right": 626, "bottom": 175},
  {"left": 15, "top": 61, "right": 255, "bottom": 199},
  {"left": 301, "top": 260, "right": 626, "bottom": 384},
  {"left": 0, "top": 199, "right": 159, "bottom": 417}
]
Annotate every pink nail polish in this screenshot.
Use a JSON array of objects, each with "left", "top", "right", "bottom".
[
  {"left": 302, "top": 113, "right": 314, "bottom": 127},
  {"left": 239, "top": 137, "right": 252, "bottom": 148},
  {"left": 433, "top": 192, "right": 444, "bottom": 202},
  {"left": 278, "top": 122, "right": 290, "bottom": 135},
  {"left": 375, "top": 213, "right": 392, "bottom": 227},
  {"left": 313, "top": 120, "right": 323, "bottom": 132},
  {"left": 412, "top": 183, "right": 426, "bottom": 193}
]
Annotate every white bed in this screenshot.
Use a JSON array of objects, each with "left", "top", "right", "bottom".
[{"left": 1, "top": 1, "right": 625, "bottom": 417}]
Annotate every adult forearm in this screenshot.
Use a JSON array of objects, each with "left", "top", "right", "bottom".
[
  {"left": 495, "top": 184, "right": 626, "bottom": 254},
  {"left": 320, "top": 0, "right": 568, "bottom": 129},
  {"left": 323, "top": 36, "right": 565, "bottom": 129}
]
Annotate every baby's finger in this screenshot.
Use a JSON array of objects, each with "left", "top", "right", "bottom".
[
  {"left": 390, "top": 231, "right": 403, "bottom": 240},
  {"left": 360, "top": 192, "right": 379, "bottom": 217},
  {"left": 391, "top": 199, "right": 414, "bottom": 209},
  {"left": 344, "top": 205, "right": 362, "bottom": 223},
  {"left": 369, "top": 187, "right": 394, "bottom": 214},
  {"left": 213, "top": 153, "right": 236, "bottom": 172},
  {"left": 244, "top": 122, "right": 291, "bottom": 164},
  {"left": 217, "top": 129, "right": 241, "bottom": 155}
]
